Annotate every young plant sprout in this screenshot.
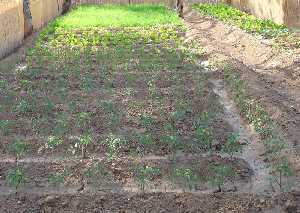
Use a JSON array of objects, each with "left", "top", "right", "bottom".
[
  {"left": 221, "top": 133, "right": 243, "bottom": 158},
  {"left": 209, "top": 165, "right": 235, "bottom": 192},
  {"left": 6, "top": 167, "right": 25, "bottom": 192},
  {"left": 194, "top": 126, "right": 213, "bottom": 151},
  {"left": 8, "top": 140, "right": 28, "bottom": 164},
  {"left": 46, "top": 136, "right": 63, "bottom": 154},
  {"left": 134, "top": 165, "right": 161, "bottom": 193},
  {"left": 48, "top": 169, "right": 71, "bottom": 186},
  {"left": 138, "top": 133, "right": 154, "bottom": 145},
  {"left": 271, "top": 157, "right": 294, "bottom": 192},
  {"left": 140, "top": 115, "right": 154, "bottom": 129},
  {"left": 79, "top": 134, "right": 92, "bottom": 159},
  {"left": 173, "top": 167, "right": 198, "bottom": 191}
]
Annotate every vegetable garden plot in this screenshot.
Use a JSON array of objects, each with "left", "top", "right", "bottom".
[{"left": 0, "top": 4, "right": 295, "bottom": 212}]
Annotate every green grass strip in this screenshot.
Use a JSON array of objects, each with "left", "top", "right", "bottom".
[
  {"left": 55, "top": 4, "right": 182, "bottom": 29},
  {"left": 192, "top": 3, "right": 289, "bottom": 38}
]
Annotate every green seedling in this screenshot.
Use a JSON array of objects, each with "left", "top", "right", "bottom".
[
  {"left": 209, "top": 165, "right": 235, "bottom": 192},
  {"left": 0, "top": 120, "right": 13, "bottom": 136},
  {"left": 134, "top": 165, "right": 161, "bottom": 192},
  {"left": 6, "top": 167, "right": 25, "bottom": 191},
  {"left": 15, "top": 99, "right": 34, "bottom": 114},
  {"left": 79, "top": 134, "right": 92, "bottom": 159},
  {"left": 48, "top": 169, "right": 71, "bottom": 186},
  {"left": 80, "top": 73, "right": 96, "bottom": 91},
  {"left": 194, "top": 126, "right": 213, "bottom": 151},
  {"left": 84, "top": 163, "right": 112, "bottom": 184},
  {"left": 53, "top": 114, "right": 69, "bottom": 136},
  {"left": 221, "top": 133, "right": 243, "bottom": 158},
  {"left": 173, "top": 168, "right": 198, "bottom": 191},
  {"left": 8, "top": 140, "right": 28, "bottom": 164},
  {"left": 161, "top": 134, "right": 180, "bottom": 151},
  {"left": 100, "top": 101, "right": 115, "bottom": 113},
  {"left": 137, "top": 133, "right": 154, "bottom": 146},
  {"left": 140, "top": 115, "right": 154, "bottom": 129},
  {"left": 75, "top": 112, "right": 91, "bottom": 131},
  {"left": 46, "top": 136, "right": 63, "bottom": 151},
  {"left": 271, "top": 157, "right": 294, "bottom": 192}
]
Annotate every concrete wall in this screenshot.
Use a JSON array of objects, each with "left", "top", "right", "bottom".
[
  {"left": 0, "top": 0, "right": 63, "bottom": 59},
  {"left": 229, "top": 0, "right": 300, "bottom": 28},
  {"left": 0, "top": 0, "right": 24, "bottom": 59}
]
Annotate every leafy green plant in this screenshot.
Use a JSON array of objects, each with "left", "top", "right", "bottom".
[
  {"left": 48, "top": 169, "right": 71, "bottom": 186},
  {"left": 140, "top": 115, "right": 154, "bottom": 129},
  {"left": 209, "top": 165, "right": 235, "bottom": 192},
  {"left": 8, "top": 140, "right": 28, "bottom": 164},
  {"left": 84, "top": 163, "right": 112, "bottom": 184},
  {"left": 133, "top": 165, "right": 161, "bottom": 192},
  {"left": 193, "top": 126, "right": 213, "bottom": 151},
  {"left": 79, "top": 134, "right": 92, "bottom": 159},
  {"left": 75, "top": 112, "right": 91, "bottom": 131},
  {"left": 6, "top": 167, "right": 25, "bottom": 191},
  {"left": 0, "top": 120, "right": 13, "bottom": 136},
  {"left": 161, "top": 134, "right": 181, "bottom": 151},
  {"left": 270, "top": 157, "right": 294, "bottom": 192},
  {"left": 137, "top": 133, "right": 154, "bottom": 146},
  {"left": 46, "top": 136, "right": 63, "bottom": 151},
  {"left": 221, "top": 133, "right": 243, "bottom": 158},
  {"left": 172, "top": 167, "right": 198, "bottom": 191}
]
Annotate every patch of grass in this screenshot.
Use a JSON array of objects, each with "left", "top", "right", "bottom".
[
  {"left": 192, "top": 3, "right": 300, "bottom": 48},
  {"left": 54, "top": 4, "right": 182, "bottom": 29},
  {"left": 192, "top": 3, "right": 289, "bottom": 38}
]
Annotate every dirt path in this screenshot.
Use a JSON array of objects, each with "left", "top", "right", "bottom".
[
  {"left": 211, "top": 79, "right": 270, "bottom": 194},
  {"left": 184, "top": 9, "right": 300, "bottom": 179}
]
